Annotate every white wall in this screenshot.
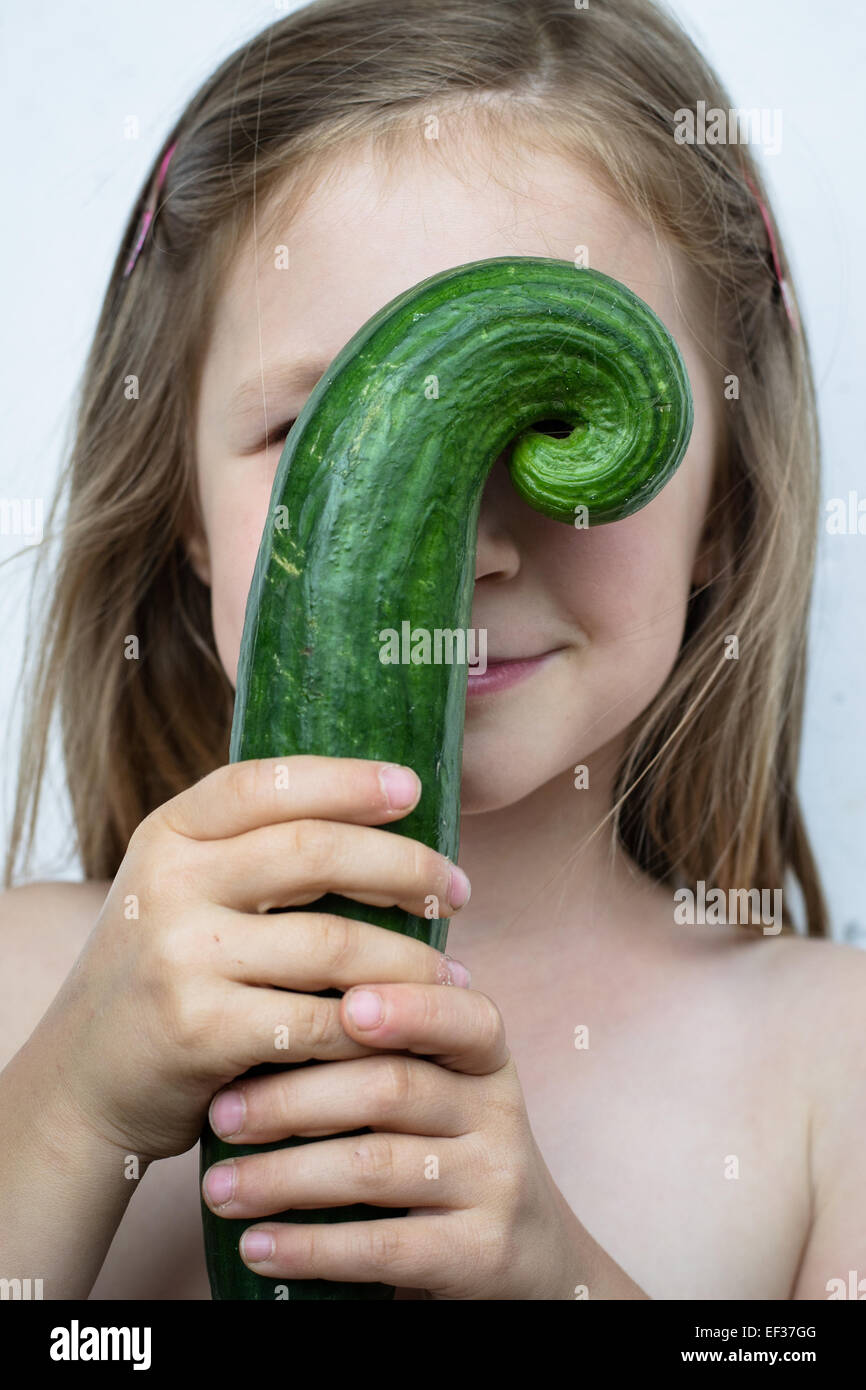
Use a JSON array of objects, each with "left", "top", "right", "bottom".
[{"left": 2, "top": 0, "right": 863, "bottom": 941}]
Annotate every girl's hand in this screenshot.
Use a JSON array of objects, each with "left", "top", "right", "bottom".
[
  {"left": 35, "top": 755, "right": 472, "bottom": 1162},
  {"left": 201, "top": 982, "right": 586, "bottom": 1300}
]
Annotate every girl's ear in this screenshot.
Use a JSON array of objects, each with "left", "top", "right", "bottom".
[
  {"left": 180, "top": 479, "right": 212, "bottom": 584},
  {"left": 184, "top": 522, "right": 211, "bottom": 587}
]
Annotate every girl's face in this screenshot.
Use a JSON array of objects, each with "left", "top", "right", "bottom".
[{"left": 191, "top": 136, "right": 719, "bottom": 815}]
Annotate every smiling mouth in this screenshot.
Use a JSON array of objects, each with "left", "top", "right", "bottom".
[
  {"left": 481, "top": 652, "right": 557, "bottom": 664},
  {"left": 466, "top": 648, "right": 562, "bottom": 696}
]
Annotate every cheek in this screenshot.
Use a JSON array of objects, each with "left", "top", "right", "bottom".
[
  {"left": 206, "top": 468, "right": 276, "bottom": 688},
  {"left": 531, "top": 470, "right": 703, "bottom": 747},
  {"left": 579, "top": 421, "right": 711, "bottom": 639},
  {"left": 569, "top": 514, "right": 691, "bottom": 649},
  {"left": 562, "top": 517, "right": 692, "bottom": 755},
  {"left": 539, "top": 473, "right": 697, "bottom": 656},
  {"left": 459, "top": 512, "right": 695, "bottom": 814}
]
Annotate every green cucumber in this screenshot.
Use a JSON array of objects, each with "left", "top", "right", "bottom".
[{"left": 200, "top": 256, "right": 693, "bottom": 1300}]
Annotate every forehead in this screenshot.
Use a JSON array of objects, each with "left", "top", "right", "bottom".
[{"left": 197, "top": 133, "right": 685, "bottom": 439}]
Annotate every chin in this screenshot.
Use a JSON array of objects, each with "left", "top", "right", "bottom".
[{"left": 457, "top": 753, "right": 554, "bottom": 816}]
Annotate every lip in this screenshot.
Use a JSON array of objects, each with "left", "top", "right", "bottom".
[{"left": 466, "top": 649, "right": 561, "bottom": 697}]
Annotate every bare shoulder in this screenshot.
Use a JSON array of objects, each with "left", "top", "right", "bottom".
[
  {"left": 763, "top": 930, "right": 866, "bottom": 1114},
  {"left": 670, "top": 914, "right": 866, "bottom": 1047},
  {"left": 725, "top": 926, "right": 866, "bottom": 1042},
  {"left": 645, "top": 891, "right": 865, "bottom": 1089},
  {"left": 767, "top": 928, "right": 866, "bottom": 1010},
  {"left": 648, "top": 905, "right": 866, "bottom": 1296},
  {"left": 710, "top": 926, "right": 866, "bottom": 1298},
  {"left": 0, "top": 879, "right": 112, "bottom": 1066}
]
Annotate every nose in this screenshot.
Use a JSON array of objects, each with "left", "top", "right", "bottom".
[
  {"left": 474, "top": 449, "right": 523, "bottom": 584},
  {"left": 473, "top": 417, "right": 573, "bottom": 582}
]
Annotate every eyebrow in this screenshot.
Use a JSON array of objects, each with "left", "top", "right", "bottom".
[{"left": 227, "top": 359, "right": 332, "bottom": 422}]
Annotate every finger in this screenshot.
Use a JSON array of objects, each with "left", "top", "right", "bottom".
[
  {"left": 341, "top": 983, "right": 510, "bottom": 1075},
  {"left": 235, "top": 1211, "right": 467, "bottom": 1288},
  {"left": 144, "top": 755, "right": 422, "bottom": 841},
  {"left": 199, "top": 818, "right": 470, "bottom": 919},
  {"left": 208, "top": 1054, "right": 481, "bottom": 1144},
  {"left": 216, "top": 981, "right": 380, "bottom": 1068},
  {"left": 207, "top": 906, "right": 473, "bottom": 992},
  {"left": 201, "top": 1131, "right": 470, "bottom": 1217},
  {"left": 237, "top": 1208, "right": 476, "bottom": 1287}
]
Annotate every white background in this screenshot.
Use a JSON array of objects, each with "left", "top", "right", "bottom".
[{"left": 2, "top": 0, "right": 863, "bottom": 941}]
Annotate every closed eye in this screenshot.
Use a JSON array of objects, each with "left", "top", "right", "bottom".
[{"left": 262, "top": 419, "right": 296, "bottom": 450}]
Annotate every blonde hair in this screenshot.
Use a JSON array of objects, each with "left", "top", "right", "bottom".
[{"left": 3, "top": 0, "right": 827, "bottom": 936}]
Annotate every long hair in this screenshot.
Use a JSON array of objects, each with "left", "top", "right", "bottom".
[{"left": 3, "top": 0, "right": 827, "bottom": 935}]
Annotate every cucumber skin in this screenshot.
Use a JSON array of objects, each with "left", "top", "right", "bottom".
[{"left": 200, "top": 257, "right": 693, "bottom": 1299}]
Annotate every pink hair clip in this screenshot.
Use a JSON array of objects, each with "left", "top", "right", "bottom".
[
  {"left": 123, "top": 141, "right": 178, "bottom": 279},
  {"left": 743, "top": 172, "right": 799, "bottom": 333}
]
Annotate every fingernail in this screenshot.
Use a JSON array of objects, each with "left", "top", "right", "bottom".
[
  {"left": 210, "top": 1089, "right": 245, "bottom": 1138},
  {"left": 447, "top": 956, "right": 471, "bottom": 988},
  {"left": 346, "top": 988, "right": 383, "bottom": 1029},
  {"left": 204, "top": 1163, "right": 235, "bottom": 1207},
  {"left": 448, "top": 864, "right": 472, "bottom": 909},
  {"left": 438, "top": 951, "right": 471, "bottom": 987},
  {"left": 379, "top": 763, "right": 420, "bottom": 810},
  {"left": 242, "top": 1230, "right": 274, "bottom": 1263}
]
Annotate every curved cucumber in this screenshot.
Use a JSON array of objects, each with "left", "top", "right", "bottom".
[{"left": 200, "top": 256, "right": 693, "bottom": 1299}]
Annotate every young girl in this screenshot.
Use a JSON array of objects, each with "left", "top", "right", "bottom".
[{"left": 2, "top": 0, "right": 863, "bottom": 1301}]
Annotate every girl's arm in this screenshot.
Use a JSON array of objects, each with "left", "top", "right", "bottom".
[
  {"left": 0, "top": 882, "right": 140, "bottom": 1300},
  {"left": 0, "top": 1028, "right": 147, "bottom": 1300}
]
